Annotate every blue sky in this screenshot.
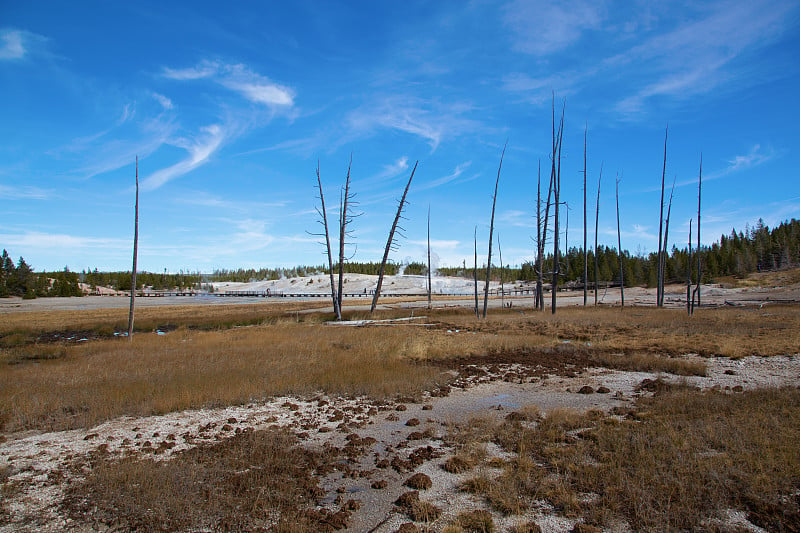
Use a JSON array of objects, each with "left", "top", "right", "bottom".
[{"left": 1, "top": 1, "right": 799, "bottom": 273}]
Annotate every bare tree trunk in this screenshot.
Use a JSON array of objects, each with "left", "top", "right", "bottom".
[
  {"left": 540, "top": 157, "right": 555, "bottom": 311},
  {"left": 427, "top": 205, "right": 432, "bottom": 309},
  {"left": 371, "top": 161, "right": 417, "bottom": 313},
  {"left": 498, "top": 233, "right": 504, "bottom": 309},
  {"left": 687, "top": 219, "right": 693, "bottom": 316},
  {"left": 692, "top": 155, "right": 703, "bottom": 311},
  {"left": 127, "top": 156, "right": 139, "bottom": 340},
  {"left": 583, "top": 123, "right": 588, "bottom": 306},
  {"left": 337, "top": 156, "right": 353, "bottom": 313},
  {"left": 535, "top": 160, "right": 543, "bottom": 310},
  {"left": 564, "top": 204, "right": 569, "bottom": 277},
  {"left": 551, "top": 100, "right": 564, "bottom": 315},
  {"left": 483, "top": 142, "right": 506, "bottom": 319},
  {"left": 594, "top": 163, "right": 602, "bottom": 305},
  {"left": 473, "top": 227, "right": 479, "bottom": 318},
  {"left": 314, "top": 162, "right": 341, "bottom": 320},
  {"left": 616, "top": 174, "right": 624, "bottom": 307},
  {"left": 657, "top": 126, "right": 668, "bottom": 307},
  {"left": 661, "top": 177, "right": 676, "bottom": 304}
]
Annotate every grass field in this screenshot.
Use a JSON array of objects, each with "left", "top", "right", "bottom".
[
  {"left": 2, "top": 305, "right": 799, "bottom": 433},
  {"left": 2, "top": 301, "right": 799, "bottom": 531}
]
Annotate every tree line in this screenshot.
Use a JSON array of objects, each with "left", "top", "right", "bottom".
[
  {"left": 3, "top": 219, "right": 797, "bottom": 299},
  {"left": 437, "top": 218, "right": 800, "bottom": 287},
  {"left": 1, "top": 250, "right": 84, "bottom": 298}
]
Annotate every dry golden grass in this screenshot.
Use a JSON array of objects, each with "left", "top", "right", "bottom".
[
  {"left": 0, "top": 322, "right": 456, "bottom": 432},
  {"left": 2, "top": 304, "right": 797, "bottom": 432},
  {"left": 437, "top": 305, "right": 800, "bottom": 358},
  {"left": 716, "top": 267, "right": 800, "bottom": 288},
  {"left": 456, "top": 388, "right": 800, "bottom": 531},
  {"left": 0, "top": 301, "right": 318, "bottom": 337}
]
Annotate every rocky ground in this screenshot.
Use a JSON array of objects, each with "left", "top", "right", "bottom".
[{"left": 2, "top": 350, "right": 798, "bottom": 533}]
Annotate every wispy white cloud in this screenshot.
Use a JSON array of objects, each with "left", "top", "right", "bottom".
[
  {"left": 0, "top": 28, "right": 47, "bottom": 60},
  {"left": 417, "top": 161, "right": 473, "bottom": 191},
  {"left": 502, "top": 0, "right": 605, "bottom": 56},
  {"left": 0, "top": 29, "right": 25, "bottom": 59},
  {"left": 346, "top": 97, "right": 480, "bottom": 151},
  {"left": 162, "top": 60, "right": 294, "bottom": 108},
  {"left": 70, "top": 113, "right": 177, "bottom": 180},
  {"left": 498, "top": 209, "right": 534, "bottom": 228},
  {"left": 0, "top": 231, "right": 128, "bottom": 250},
  {"left": 360, "top": 157, "right": 409, "bottom": 190},
  {"left": 0, "top": 184, "right": 52, "bottom": 200},
  {"left": 611, "top": 1, "right": 796, "bottom": 115},
  {"left": 152, "top": 92, "right": 173, "bottom": 110},
  {"left": 177, "top": 192, "right": 289, "bottom": 211},
  {"left": 409, "top": 239, "right": 461, "bottom": 249},
  {"left": 140, "top": 123, "right": 227, "bottom": 191},
  {"left": 720, "top": 144, "right": 776, "bottom": 176}
]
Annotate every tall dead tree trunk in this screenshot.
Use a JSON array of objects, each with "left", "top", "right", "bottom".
[
  {"left": 337, "top": 156, "right": 353, "bottom": 314},
  {"left": 616, "top": 174, "right": 624, "bottom": 307},
  {"left": 540, "top": 157, "right": 556, "bottom": 311},
  {"left": 371, "top": 161, "right": 418, "bottom": 313},
  {"left": 564, "top": 204, "right": 569, "bottom": 277},
  {"left": 594, "top": 163, "right": 602, "bottom": 305},
  {"left": 498, "top": 233, "right": 504, "bottom": 309},
  {"left": 314, "top": 162, "right": 341, "bottom": 320},
  {"left": 661, "top": 177, "right": 676, "bottom": 304},
  {"left": 583, "top": 123, "right": 588, "bottom": 306},
  {"left": 473, "top": 227, "right": 479, "bottom": 318},
  {"left": 657, "top": 126, "right": 668, "bottom": 307},
  {"left": 535, "top": 160, "right": 542, "bottom": 310},
  {"left": 427, "top": 205, "right": 432, "bottom": 309},
  {"left": 687, "top": 219, "right": 693, "bottom": 316},
  {"left": 551, "top": 98, "right": 565, "bottom": 315},
  {"left": 483, "top": 142, "right": 506, "bottom": 319},
  {"left": 127, "top": 156, "right": 139, "bottom": 340},
  {"left": 692, "top": 155, "right": 703, "bottom": 312}
]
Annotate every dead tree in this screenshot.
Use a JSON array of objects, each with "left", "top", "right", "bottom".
[
  {"left": 483, "top": 142, "right": 507, "bottom": 318},
  {"left": 312, "top": 162, "right": 341, "bottom": 320},
  {"left": 661, "top": 177, "right": 676, "bottom": 305},
  {"left": 337, "top": 156, "right": 355, "bottom": 314},
  {"left": 535, "top": 160, "right": 543, "bottom": 309},
  {"left": 127, "top": 156, "right": 139, "bottom": 340},
  {"left": 498, "top": 233, "right": 504, "bottom": 308},
  {"left": 551, "top": 98, "right": 565, "bottom": 315},
  {"left": 427, "top": 205, "right": 432, "bottom": 309},
  {"left": 473, "top": 227, "right": 479, "bottom": 317},
  {"left": 594, "top": 163, "right": 603, "bottom": 305},
  {"left": 371, "top": 161, "right": 418, "bottom": 313},
  {"left": 687, "top": 219, "right": 693, "bottom": 316},
  {"left": 583, "top": 123, "right": 588, "bottom": 306},
  {"left": 616, "top": 174, "right": 624, "bottom": 307},
  {"left": 692, "top": 155, "right": 703, "bottom": 312},
  {"left": 657, "top": 126, "right": 668, "bottom": 307},
  {"left": 539, "top": 157, "right": 556, "bottom": 311}
]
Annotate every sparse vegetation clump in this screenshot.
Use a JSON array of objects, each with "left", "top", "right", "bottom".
[
  {"left": 63, "top": 427, "right": 335, "bottom": 531},
  {"left": 451, "top": 388, "right": 800, "bottom": 531}
]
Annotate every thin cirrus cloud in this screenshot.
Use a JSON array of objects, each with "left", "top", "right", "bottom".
[
  {"left": 502, "top": 0, "right": 604, "bottom": 56},
  {"left": 417, "top": 161, "right": 472, "bottom": 191},
  {"left": 345, "top": 97, "right": 480, "bottom": 152},
  {"left": 161, "top": 59, "right": 294, "bottom": 108},
  {"left": 610, "top": 1, "right": 796, "bottom": 115},
  {"left": 138, "top": 60, "right": 296, "bottom": 190},
  {"left": 0, "top": 184, "right": 52, "bottom": 200},
  {"left": 0, "top": 28, "right": 48, "bottom": 60},
  {"left": 140, "top": 124, "right": 227, "bottom": 191},
  {"left": 499, "top": 1, "right": 797, "bottom": 117}
]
